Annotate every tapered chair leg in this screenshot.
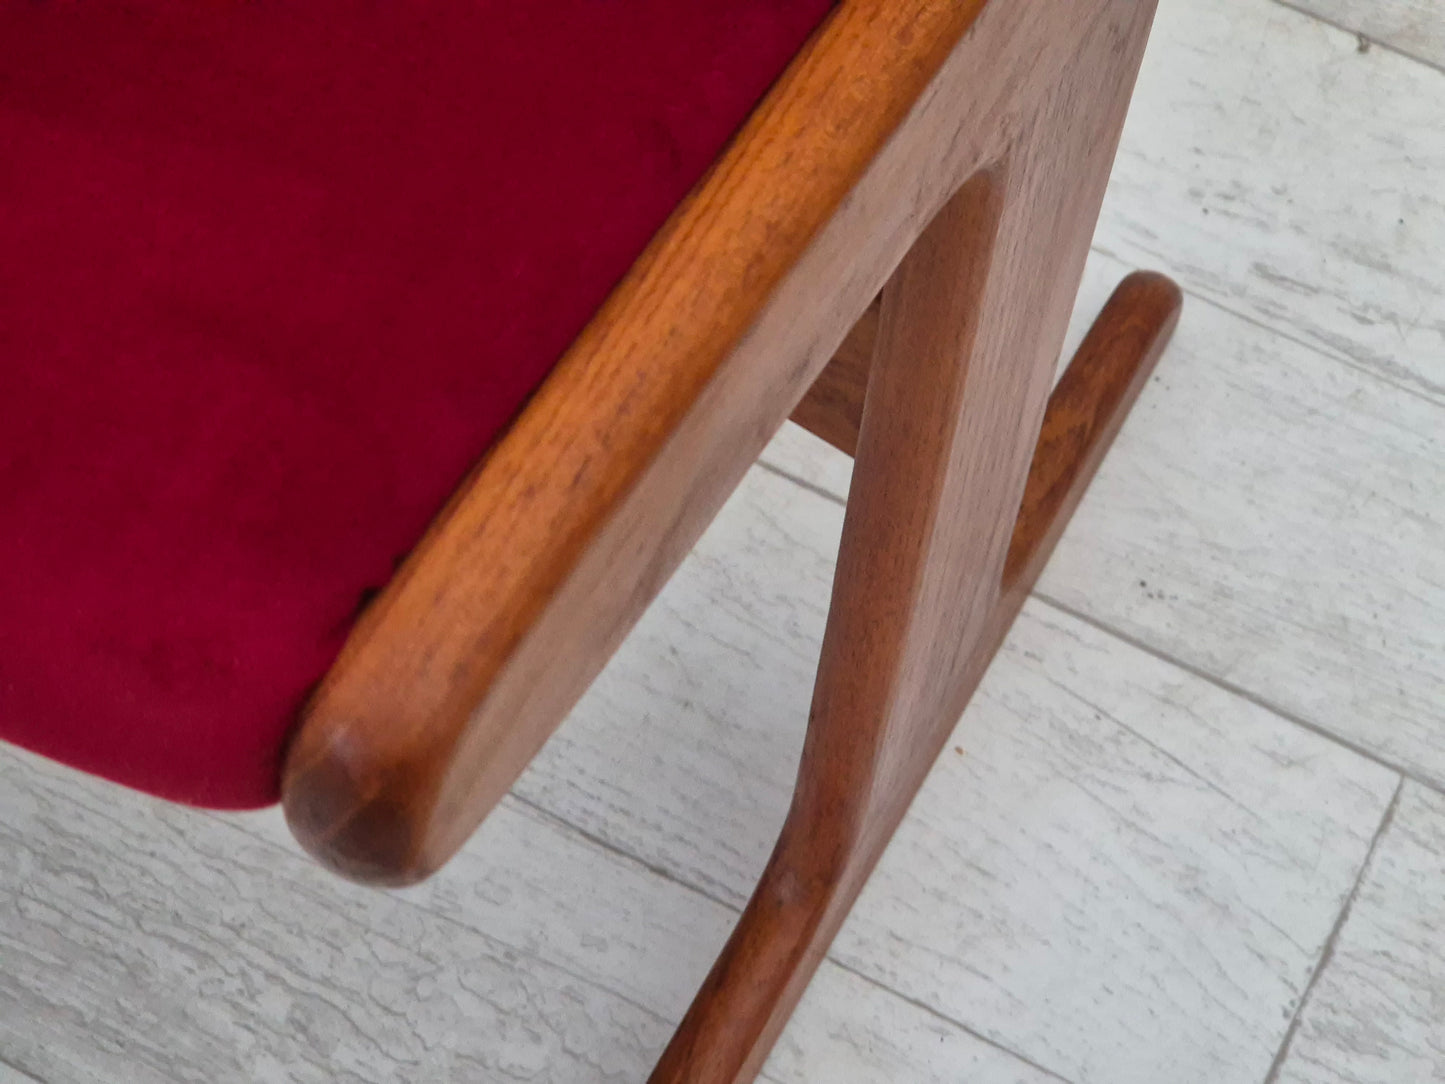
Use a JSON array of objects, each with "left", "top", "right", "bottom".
[
  {"left": 648, "top": 0, "right": 1175, "bottom": 1070},
  {"left": 653, "top": 246, "right": 1180, "bottom": 1082}
]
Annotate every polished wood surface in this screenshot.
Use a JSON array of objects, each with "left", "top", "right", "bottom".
[
  {"left": 656, "top": 205, "right": 1173, "bottom": 1084},
  {"left": 282, "top": 0, "right": 990, "bottom": 885},
  {"left": 653, "top": 260, "right": 1178, "bottom": 1082},
  {"left": 789, "top": 297, "right": 878, "bottom": 457},
  {"left": 793, "top": 270, "right": 1178, "bottom": 472},
  {"left": 17, "top": 0, "right": 1445, "bottom": 1074},
  {"left": 650, "top": 0, "right": 1169, "bottom": 1071},
  {"left": 284, "top": 0, "right": 1171, "bottom": 1074},
  {"left": 1002, "top": 273, "right": 1181, "bottom": 590}
]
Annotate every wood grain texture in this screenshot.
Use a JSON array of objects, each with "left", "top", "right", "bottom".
[
  {"left": 1, "top": 449, "right": 1409, "bottom": 1080},
  {"left": 786, "top": 270, "right": 1183, "bottom": 591},
  {"left": 1100, "top": 0, "right": 1445, "bottom": 403},
  {"left": 512, "top": 467, "right": 1400, "bottom": 1083},
  {"left": 6, "top": 3, "right": 1440, "bottom": 1077},
  {"left": 788, "top": 297, "right": 878, "bottom": 457},
  {"left": 282, "top": 0, "right": 994, "bottom": 885},
  {"left": 1272, "top": 782, "right": 1445, "bottom": 1084},
  {"left": 2, "top": 461, "right": 1401, "bottom": 1081},
  {"left": 653, "top": 0, "right": 1170, "bottom": 1067},
  {"left": 1278, "top": 0, "right": 1445, "bottom": 69},
  {"left": 1037, "top": 250, "right": 1445, "bottom": 787},
  {"left": 831, "top": 607, "right": 1397, "bottom": 1084},
  {"left": 0, "top": 739, "right": 1062, "bottom": 1084},
  {"left": 766, "top": 238, "right": 1445, "bottom": 790},
  {"left": 1002, "top": 274, "right": 1181, "bottom": 589}
]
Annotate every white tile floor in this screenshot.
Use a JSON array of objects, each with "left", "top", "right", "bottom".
[{"left": 3, "top": 0, "right": 1443, "bottom": 1081}]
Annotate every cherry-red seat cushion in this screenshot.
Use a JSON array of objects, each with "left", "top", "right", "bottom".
[{"left": 0, "top": 1, "right": 833, "bottom": 809}]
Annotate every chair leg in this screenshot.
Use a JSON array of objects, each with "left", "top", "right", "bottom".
[
  {"left": 650, "top": 0, "right": 1172, "bottom": 1070},
  {"left": 650, "top": 181, "right": 1180, "bottom": 1081}
]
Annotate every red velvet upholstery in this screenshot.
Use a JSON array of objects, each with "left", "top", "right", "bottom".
[{"left": 0, "top": 2, "right": 833, "bottom": 809}]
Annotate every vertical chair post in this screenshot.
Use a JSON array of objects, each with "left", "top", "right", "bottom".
[{"left": 652, "top": 5, "right": 1171, "bottom": 1080}]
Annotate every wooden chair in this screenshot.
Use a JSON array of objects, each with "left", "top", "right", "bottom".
[{"left": 2, "top": 1, "right": 1179, "bottom": 1079}]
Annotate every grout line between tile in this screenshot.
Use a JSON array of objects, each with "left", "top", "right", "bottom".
[
  {"left": 506, "top": 792, "right": 744, "bottom": 913},
  {"left": 753, "top": 454, "right": 1443, "bottom": 798},
  {"left": 753, "top": 458, "right": 849, "bottom": 506},
  {"left": 472, "top": 797, "right": 1075, "bottom": 1078},
  {"left": 1085, "top": 244, "right": 1445, "bottom": 407},
  {"left": 763, "top": 237, "right": 1445, "bottom": 521},
  {"left": 1267, "top": 0, "right": 1445, "bottom": 78},
  {"left": 827, "top": 959, "right": 1079, "bottom": 1084},
  {"left": 0, "top": 1053, "right": 48, "bottom": 1084},
  {"left": 186, "top": 800, "right": 671, "bottom": 1025},
  {"left": 1032, "top": 593, "right": 1437, "bottom": 792},
  {"left": 1260, "top": 778, "right": 1405, "bottom": 1084}
]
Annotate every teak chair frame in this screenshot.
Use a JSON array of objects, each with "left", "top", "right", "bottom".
[{"left": 282, "top": 0, "right": 1180, "bottom": 1079}]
